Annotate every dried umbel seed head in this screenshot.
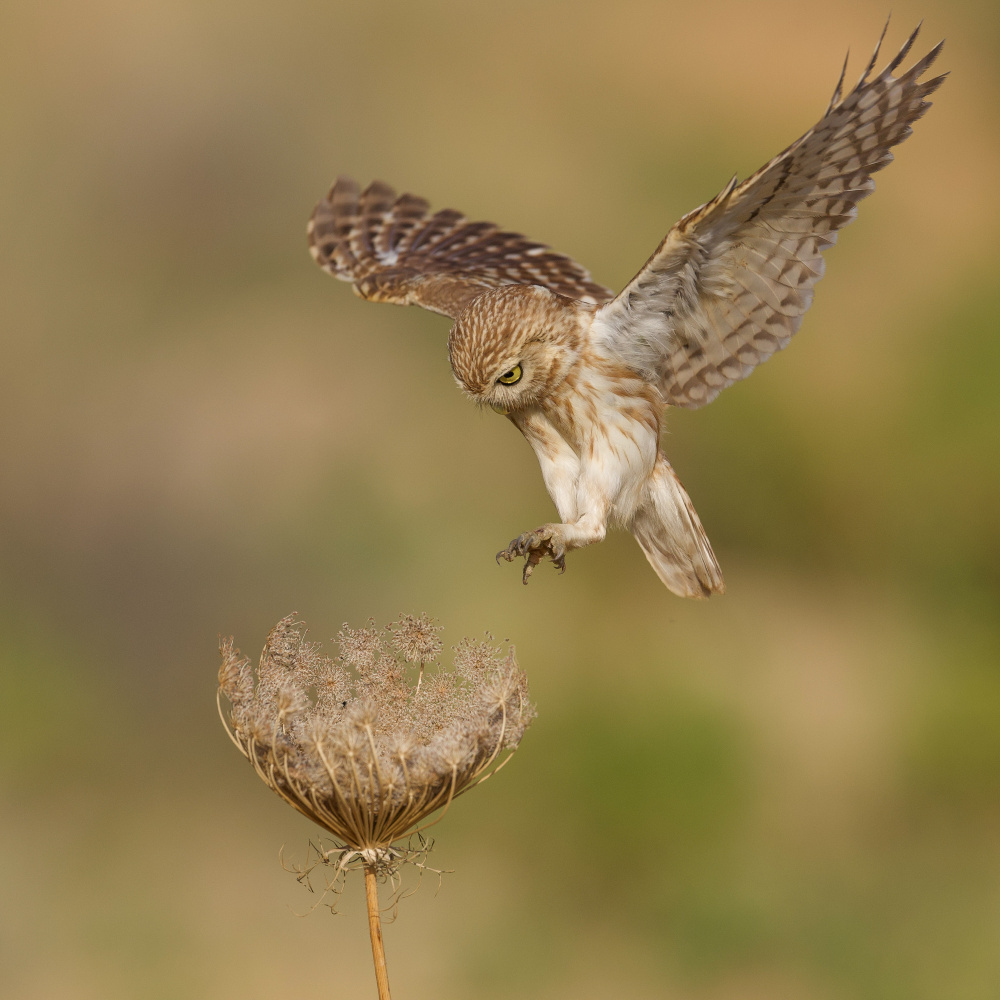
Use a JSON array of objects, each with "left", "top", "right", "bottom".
[{"left": 217, "top": 614, "right": 534, "bottom": 862}]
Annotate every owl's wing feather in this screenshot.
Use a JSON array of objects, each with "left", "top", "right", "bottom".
[
  {"left": 309, "top": 179, "right": 614, "bottom": 320},
  {"left": 592, "top": 23, "right": 946, "bottom": 409}
]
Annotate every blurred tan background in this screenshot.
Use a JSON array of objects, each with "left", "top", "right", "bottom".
[{"left": 1, "top": 1, "right": 998, "bottom": 997}]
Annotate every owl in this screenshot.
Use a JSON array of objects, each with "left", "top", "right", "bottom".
[{"left": 308, "top": 24, "right": 944, "bottom": 597}]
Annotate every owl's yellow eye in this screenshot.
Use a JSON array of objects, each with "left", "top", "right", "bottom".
[{"left": 497, "top": 364, "right": 523, "bottom": 385}]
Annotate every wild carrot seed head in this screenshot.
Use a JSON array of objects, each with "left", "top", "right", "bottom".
[{"left": 218, "top": 614, "right": 534, "bottom": 859}]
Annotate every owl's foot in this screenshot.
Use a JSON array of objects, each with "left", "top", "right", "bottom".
[{"left": 496, "top": 527, "right": 566, "bottom": 585}]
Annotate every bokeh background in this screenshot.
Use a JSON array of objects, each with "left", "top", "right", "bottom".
[{"left": 2, "top": 1, "right": 998, "bottom": 997}]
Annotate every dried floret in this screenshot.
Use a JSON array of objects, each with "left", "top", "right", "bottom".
[
  {"left": 388, "top": 614, "right": 443, "bottom": 664},
  {"left": 337, "top": 620, "right": 383, "bottom": 673}
]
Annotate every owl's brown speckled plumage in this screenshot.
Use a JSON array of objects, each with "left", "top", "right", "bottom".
[{"left": 308, "top": 24, "right": 945, "bottom": 597}]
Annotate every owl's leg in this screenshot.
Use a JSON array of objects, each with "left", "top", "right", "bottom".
[
  {"left": 497, "top": 417, "right": 616, "bottom": 582},
  {"left": 500, "top": 409, "right": 584, "bottom": 583}
]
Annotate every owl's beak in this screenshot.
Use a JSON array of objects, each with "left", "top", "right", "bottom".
[{"left": 491, "top": 402, "right": 510, "bottom": 416}]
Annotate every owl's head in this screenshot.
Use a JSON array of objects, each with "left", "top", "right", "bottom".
[{"left": 448, "top": 285, "right": 584, "bottom": 414}]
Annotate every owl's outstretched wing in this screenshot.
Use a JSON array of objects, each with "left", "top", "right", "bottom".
[
  {"left": 308, "top": 178, "right": 614, "bottom": 320},
  {"left": 593, "top": 23, "right": 946, "bottom": 409}
]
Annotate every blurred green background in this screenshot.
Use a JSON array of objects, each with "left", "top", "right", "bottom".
[{"left": 1, "top": 1, "right": 998, "bottom": 997}]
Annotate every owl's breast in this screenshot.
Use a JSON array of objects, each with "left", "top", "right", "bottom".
[{"left": 540, "top": 355, "right": 661, "bottom": 520}]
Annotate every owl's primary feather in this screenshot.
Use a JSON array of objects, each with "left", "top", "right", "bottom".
[
  {"left": 592, "top": 21, "right": 946, "bottom": 408},
  {"left": 308, "top": 24, "right": 944, "bottom": 596}
]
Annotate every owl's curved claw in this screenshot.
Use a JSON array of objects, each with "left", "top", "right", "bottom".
[{"left": 496, "top": 528, "right": 566, "bottom": 585}]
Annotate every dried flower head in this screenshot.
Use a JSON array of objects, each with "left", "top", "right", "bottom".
[{"left": 218, "top": 614, "right": 533, "bottom": 868}]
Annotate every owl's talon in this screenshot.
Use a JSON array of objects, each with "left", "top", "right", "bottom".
[
  {"left": 496, "top": 540, "right": 517, "bottom": 564},
  {"left": 498, "top": 528, "right": 565, "bottom": 584}
]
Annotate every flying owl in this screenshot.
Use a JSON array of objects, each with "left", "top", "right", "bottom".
[{"left": 308, "top": 24, "right": 945, "bottom": 597}]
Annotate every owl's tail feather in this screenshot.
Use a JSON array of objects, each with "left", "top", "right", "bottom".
[{"left": 630, "top": 454, "right": 725, "bottom": 599}]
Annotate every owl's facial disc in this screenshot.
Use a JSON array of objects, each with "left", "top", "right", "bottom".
[{"left": 448, "top": 284, "right": 582, "bottom": 411}]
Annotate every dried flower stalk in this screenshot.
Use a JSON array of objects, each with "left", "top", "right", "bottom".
[{"left": 218, "top": 613, "right": 534, "bottom": 1000}]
